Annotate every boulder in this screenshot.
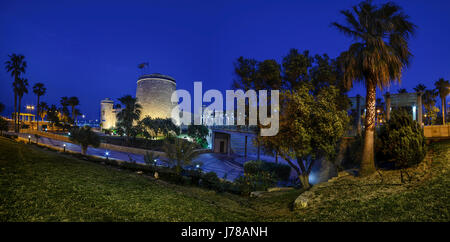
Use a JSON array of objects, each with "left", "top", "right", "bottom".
[{"left": 294, "top": 190, "right": 314, "bottom": 209}]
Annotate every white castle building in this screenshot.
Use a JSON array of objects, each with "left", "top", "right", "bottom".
[{"left": 101, "top": 73, "right": 177, "bottom": 130}]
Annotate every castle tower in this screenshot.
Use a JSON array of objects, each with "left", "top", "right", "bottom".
[
  {"left": 136, "top": 73, "right": 177, "bottom": 120},
  {"left": 100, "top": 98, "right": 117, "bottom": 130}
]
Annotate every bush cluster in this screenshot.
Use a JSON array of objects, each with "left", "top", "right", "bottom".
[
  {"left": 375, "top": 109, "right": 427, "bottom": 169},
  {"left": 244, "top": 160, "right": 291, "bottom": 181}
]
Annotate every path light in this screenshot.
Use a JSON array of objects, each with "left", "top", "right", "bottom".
[
  {"left": 28, "top": 135, "right": 31, "bottom": 144},
  {"left": 196, "top": 164, "right": 200, "bottom": 169},
  {"left": 105, "top": 151, "right": 110, "bottom": 160},
  {"left": 68, "top": 132, "right": 71, "bottom": 136},
  {"left": 63, "top": 144, "right": 66, "bottom": 152}
]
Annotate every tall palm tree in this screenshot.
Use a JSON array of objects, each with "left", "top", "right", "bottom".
[
  {"left": 33, "top": 83, "right": 46, "bottom": 130},
  {"left": 68, "top": 96, "right": 80, "bottom": 122},
  {"left": 333, "top": 1, "right": 416, "bottom": 176},
  {"left": 413, "top": 84, "right": 427, "bottom": 93},
  {"left": 5, "top": 54, "right": 27, "bottom": 132},
  {"left": 15, "top": 78, "right": 29, "bottom": 132},
  {"left": 434, "top": 78, "right": 450, "bottom": 124},
  {"left": 116, "top": 95, "right": 142, "bottom": 140}
]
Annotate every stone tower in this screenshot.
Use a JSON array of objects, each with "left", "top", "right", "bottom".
[
  {"left": 100, "top": 98, "right": 117, "bottom": 130},
  {"left": 136, "top": 73, "right": 177, "bottom": 120}
]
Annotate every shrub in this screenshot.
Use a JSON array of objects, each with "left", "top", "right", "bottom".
[
  {"left": 376, "top": 109, "right": 427, "bottom": 171},
  {"left": 244, "top": 160, "right": 291, "bottom": 181},
  {"left": 69, "top": 126, "right": 101, "bottom": 155},
  {"left": 200, "top": 172, "right": 222, "bottom": 191},
  {"left": 0, "top": 117, "right": 8, "bottom": 135},
  {"left": 234, "top": 171, "right": 276, "bottom": 195},
  {"left": 144, "top": 151, "right": 159, "bottom": 166}
]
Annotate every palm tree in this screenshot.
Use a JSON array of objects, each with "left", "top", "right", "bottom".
[
  {"left": 116, "top": 95, "right": 142, "bottom": 140},
  {"left": 434, "top": 78, "right": 450, "bottom": 124},
  {"left": 60, "top": 97, "right": 71, "bottom": 127},
  {"left": 33, "top": 83, "right": 46, "bottom": 130},
  {"left": 68, "top": 96, "right": 80, "bottom": 122},
  {"left": 422, "top": 89, "right": 438, "bottom": 125},
  {"left": 333, "top": 1, "right": 415, "bottom": 176},
  {"left": 164, "top": 138, "right": 198, "bottom": 175},
  {"left": 69, "top": 126, "right": 100, "bottom": 155},
  {"left": 398, "top": 88, "right": 407, "bottom": 94},
  {"left": 413, "top": 84, "right": 427, "bottom": 93},
  {"left": 5, "top": 54, "right": 27, "bottom": 132},
  {"left": 38, "top": 102, "right": 49, "bottom": 122},
  {"left": 15, "top": 78, "right": 29, "bottom": 132}
]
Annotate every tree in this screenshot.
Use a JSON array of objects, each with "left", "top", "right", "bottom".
[
  {"left": 32, "top": 82, "right": 46, "bottom": 130},
  {"left": 398, "top": 88, "right": 407, "bottom": 94},
  {"left": 333, "top": 1, "right": 416, "bottom": 176},
  {"left": 423, "top": 89, "right": 438, "bottom": 125},
  {"left": 69, "top": 126, "right": 100, "bottom": 155},
  {"left": 68, "top": 96, "right": 80, "bottom": 122},
  {"left": 5, "top": 54, "right": 27, "bottom": 132},
  {"left": 164, "top": 138, "right": 198, "bottom": 175},
  {"left": 116, "top": 95, "right": 142, "bottom": 141},
  {"left": 59, "top": 97, "right": 72, "bottom": 128},
  {"left": 38, "top": 102, "right": 49, "bottom": 122},
  {"left": 0, "top": 102, "right": 4, "bottom": 114},
  {"left": 46, "top": 104, "right": 60, "bottom": 128},
  {"left": 258, "top": 86, "right": 349, "bottom": 189},
  {"left": 413, "top": 84, "right": 426, "bottom": 93},
  {"left": 187, "top": 124, "right": 209, "bottom": 148},
  {"left": 154, "top": 118, "right": 180, "bottom": 138},
  {"left": 15, "top": 77, "right": 29, "bottom": 132},
  {"left": 434, "top": 78, "right": 450, "bottom": 124},
  {"left": 0, "top": 117, "right": 8, "bottom": 135}
]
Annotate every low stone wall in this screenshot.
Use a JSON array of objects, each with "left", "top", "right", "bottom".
[
  {"left": 99, "top": 142, "right": 167, "bottom": 157},
  {"left": 424, "top": 125, "right": 450, "bottom": 139},
  {"left": 21, "top": 129, "right": 212, "bottom": 157},
  {"left": 23, "top": 129, "right": 71, "bottom": 142}
]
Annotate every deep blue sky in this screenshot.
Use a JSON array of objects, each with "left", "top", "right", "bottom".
[{"left": 1, "top": 0, "right": 449, "bottom": 119}]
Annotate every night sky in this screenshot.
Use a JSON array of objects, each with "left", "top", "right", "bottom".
[{"left": 1, "top": 0, "right": 449, "bottom": 119}]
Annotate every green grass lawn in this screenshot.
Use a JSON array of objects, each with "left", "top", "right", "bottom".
[{"left": 0, "top": 136, "right": 449, "bottom": 221}]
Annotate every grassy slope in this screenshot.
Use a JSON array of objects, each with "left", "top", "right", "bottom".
[{"left": 0, "top": 137, "right": 449, "bottom": 221}]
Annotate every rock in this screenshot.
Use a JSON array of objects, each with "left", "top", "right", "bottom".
[
  {"left": 250, "top": 191, "right": 266, "bottom": 198},
  {"left": 294, "top": 190, "right": 314, "bottom": 209},
  {"left": 267, "top": 187, "right": 294, "bottom": 192}
]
